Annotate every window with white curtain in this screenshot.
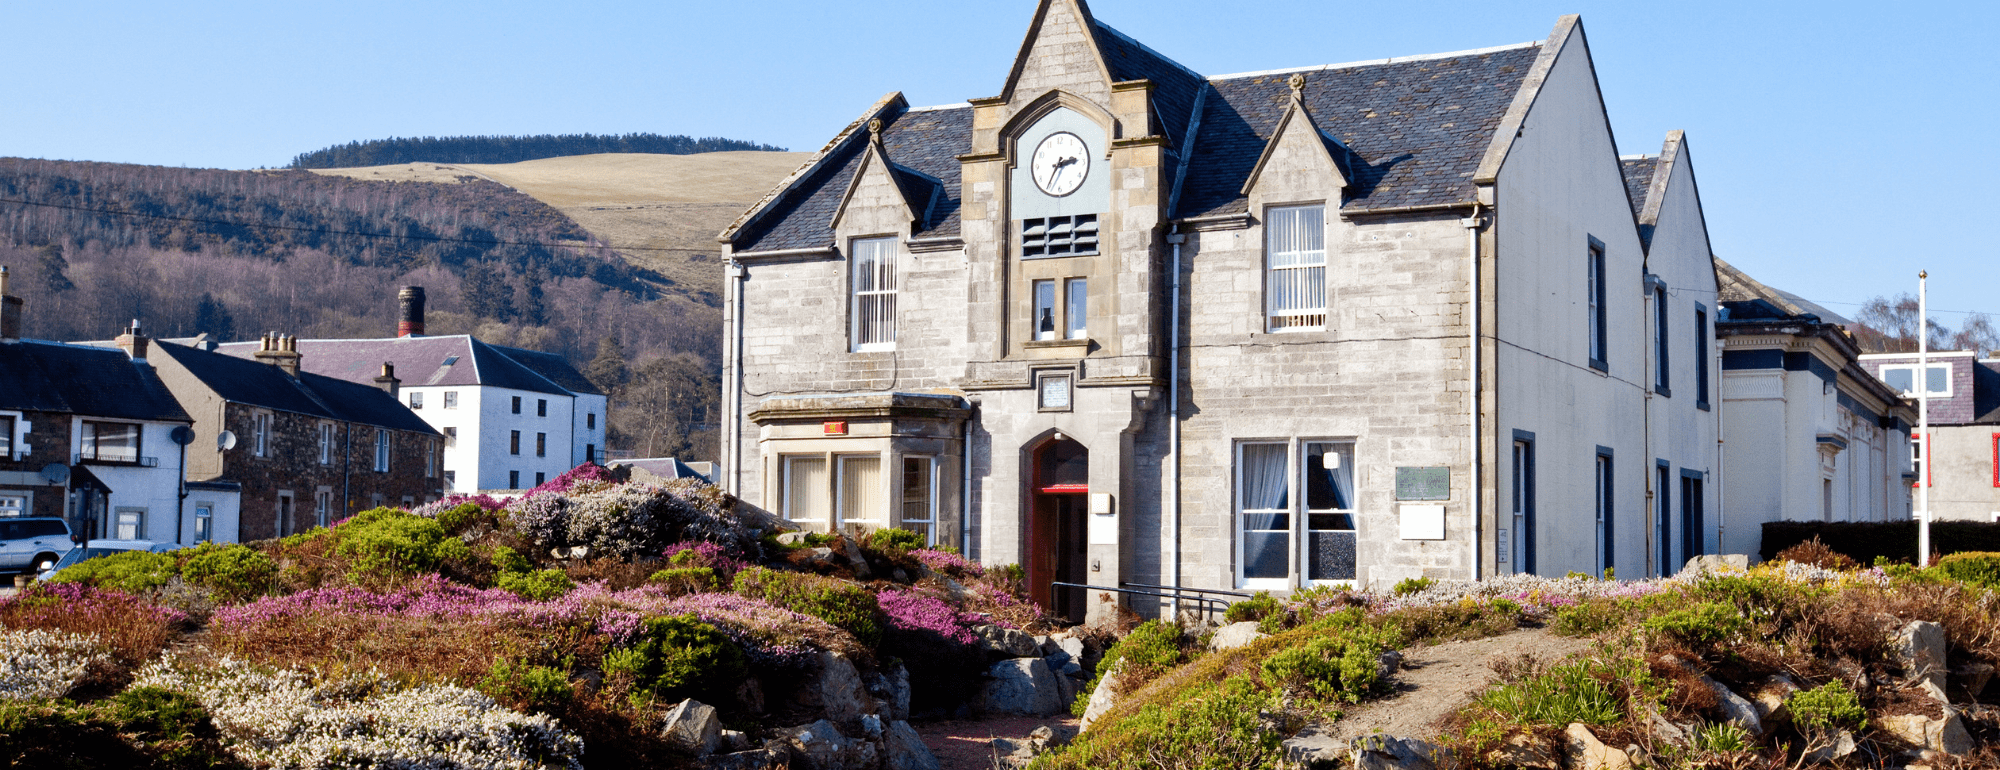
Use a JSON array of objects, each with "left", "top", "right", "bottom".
[
  {"left": 784, "top": 456, "right": 831, "bottom": 526},
  {"left": 837, "top": 455, "right": 884, "bottom": 529},
  {"left": 374, "top": 430, "right": 390, "bottom": 472},
  {"left": 1265, "top": 204, "right": 1327, "bottom": 332},
  {"left": 317, "top": 423, "right": 333, "bottom": 465},
  {"left": 1238, "top": 443, "right": 1292, "bottom": 586},
  {"left": 1302, "top": 441, "right": 1357, "bottom": 583},
  {"left": 1239, "top": 439, "right": 1357, "bottom": 588},
  {"left": 851, "top": 237, "right": 898, "bottom": 351},
  {"left": 1033, "top": 280, "right": 1058, "bottom": 341}
]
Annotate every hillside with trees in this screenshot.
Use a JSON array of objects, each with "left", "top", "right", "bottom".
[
  {"left": 0, "top": 156, "right": 721, "bottom": 460},
  {"left": 288, "top": 133, "right": 785, "bottom": 169}
]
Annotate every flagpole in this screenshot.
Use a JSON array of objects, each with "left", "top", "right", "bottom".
[{"left": 1918, "top": 270, "right": 1930, "bottom": 565}]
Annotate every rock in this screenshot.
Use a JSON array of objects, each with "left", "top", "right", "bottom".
[
  {"left": 1079, "top": 659, "right": 1124, "bottom": 731},
  {"left": 1703, "top": 677, "right": 1762, "bottom": 735},
  {"left": 1209, "top": 621, "right": 1267, "bottom": 651},
  {"left": 1377, "top": 650, "right": 1404, "bottom": 680},
  {"left": 1033, "top": 634, "right": 1051, "bottom": 652},
  {"left": 1678, "top": 553, "right": 1753, "bottom": 577},
  {"left": 1563, "top": 723, "right": 1633, "bottom": 770},
  {"left": 1801, "top": 728, "right": 1858, "bottom": 764},
  {"left": 1055, "top": 666, "right": 1079, "bottom": 707},
  {"left": 883, "top": 719, "right": 941, "bottom": 770},
  {"left": 1350, "top": 733, "right": 1446, "bottom": 770},
  {"left": 885, "top": 660, "right": 912, "bottom": 721},
  {"left": 1878, "top": 711, "right": 1973, "bottom": 756},
  {"left": 736, "top": 677, "right": 766, "bottom": 714},
  {"left": 1484, "top": 732, "right": 1560, "bottom": 770},
  {"left": 708, "top": 748, "right": 788, "bottom": 770},
  {"left": 779, "top": 719, "right": 871, "bottom": 770},
  {"left": 804, "top": 547, "right": 840, "bottom": 568},
  {"left": 1895, "top": 621, "right": 1950, "bottom": 701},
  {"left": 1028, "top": 724, "right": 1077, "bottom": 747},
  {"left": 990, "top": 737, "right": 1034, "bottom": 769},
  {"left": 860, "top": 713, "right": 884, "bottom": 738},
  {"left": 660, "top": 698, "right": 721, "bottom": 756},
  {"left": 1954, "top": 662, "right": 1995, "bottom": 701},
  {"left": 776, "top": 532, "right": 810, "bottom": 545},
  {"left": 976, "top": 624, "right": 1042, "bottom": 657},
  {"left": 1644, "top": 712, "right": 1689, "bottom": 747},
  {"left": 721, "top": 729, "right": 752, "bottom": 753},
  {"left": 1057, "top": 635, "right": 1086, "bottom": 662},
  {"left": 983, "top": 658, "right": 1063, "bottom": 715},
  {"left": 1280, "top": 724, "right": 1347, "bottom": 769},
  {"left": 1748, "top": 674, "right": 1801, "bottom": 726},
  {"left": 837, "top": 535, "right": 874, "bottom": 579},
  {"left": 810, "top": 651, "right": 878, "bottom": 730}
]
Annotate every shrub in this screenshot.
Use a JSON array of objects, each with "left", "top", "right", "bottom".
[
  {"left": 519, "top": 479, "right": 762, "bottom": 560},
  {"left": 0, "top": 628, "right": 109, "bottom": 701},
  {"left": 865, "top": 528, "right": 926, "bottom": 554},
  {"left": 1691, "top": 721, "right": 1753, "bottom": 751},
  {"left": 434, "top": 502, "right": 492, "bottom": 533},
  {"left": 1551, "top": 599, "right": 1628, "bottom": 637},
  {"left": 0, "top": 692, "right": 234, "bottom": 769},
  {"left": 46, "top": 549, "right": 180, "bottom": 594},
  {"left": 1761, "top": 520, "right": 2000, "bottom": 564},
  {"left": 602, "top": 614, "right": 746, "bottom": 708},
  {"left": 732, "top": 567, "right": 882, "bottom": 647},
  {"left": 1081, "top": 620, "right": 1192, "bottom": 704},
  {"left": 98, "top": 686, "right": 214, "bottom": 743},
  {"left": 1789, "top": 679, "right": 1865, "bottom": 731},
  {"left": 1037, "top": 675, "right": 1282, "bottom": 770},
  {"left": 1392, "top": 576, "right": 1435, "bottom": 596},
  {"left": 1934, "top": 551, "right": 2000, "bottom": 589},
  {"left": 647, "top": 567, "right": 718, "bottom": 595},
  {"left": 1640, "top": 601, "right": 1747, "bottom": 647},
  {"left": 0, "top": 584, "right": 182, "bottom": 667},
  {"left": 1224, "top": 591, "right": 1280, "bottom": 624},
  {"left": 329, "top": 507, "right": 471, "bottom": 580},
  {"left": 1774, "top": 536, "right": 1858, "bottom": 570},
  {"left": 179, "top": 544, "right": 277, "bottom": 603},
  {"left": 489, "top": 545, "right": 531, "bottom": 575},
  {"left": 662, "top": 540, "right": 747, "bottom": 582},
  {"left": 495, "top": 569, "right": 575, "bottom": 601},
  {"left": 478, "top": 658, "right": 573, "bottom": 712},
  {"left": 911, "top": 548, "right": 984, "bottom": 579},
  {"left": 1474, "top": 659, "right": 1624, "bottom": 726},
  {"left": 878, "top": 589, "right": 985, "bottom": 713},
  {"left": 1258, "top": 625, "right": 1394, "bottom": 703}
]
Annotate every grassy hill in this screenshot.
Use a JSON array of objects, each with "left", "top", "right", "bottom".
[{"left": 312, "top": 151, "right": 808, "bottom": 297}]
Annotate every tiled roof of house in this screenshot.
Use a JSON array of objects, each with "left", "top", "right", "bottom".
[
  {"left": 734, "top": 106, "right": 973, "bottom": 253},
  {"left": 152, "top": 340, "right": 436, "bottom": 434},
  {"left": 726, "top": 30, "right": 1540, "bottom": 253},
  {"left": 1619, "top": 156, "right": 1657, "bottom": 218},
  {"left": 1180, "top": 45, "right": 1540, "bottom": 219},
  {"left": 214, "top": 335, "right": 583, "bottom": 397},
  {"left": 0, "top": 340, "right": 189, "bottom": 423}
]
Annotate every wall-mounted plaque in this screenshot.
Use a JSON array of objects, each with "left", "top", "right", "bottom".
[
  {"left": 1394, "top": 467, "right": 1450, "bottom": 501},
  {"left": 1038, "top": 373, "right": 1072, "bottom": 411}
]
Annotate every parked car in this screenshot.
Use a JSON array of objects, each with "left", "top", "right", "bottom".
[
  {"left": 0, "top": 518, "right": 75, "bottom": 574},
  {"left": 38, "top": 540, "right": 177, "bottom": 582}
]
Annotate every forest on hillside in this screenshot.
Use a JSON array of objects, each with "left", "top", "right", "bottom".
[
  {"left": 288, "top": 133, "right": 786, "bottom": 169},
  {"left": 0, "top": 157, "right": 719, "bottom": 460}
]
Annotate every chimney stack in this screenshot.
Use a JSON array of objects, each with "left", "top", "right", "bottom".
[
  {"left": 255, "top": 332, "right": 303, "bottom": 377},
  {"left": 398, "top": 286, "right": 426, "bottom": 338},
  {"left": 0, "top": 266, "right": 22, "bottom": 343},
  {"left": 374, "top": 362, "right": 401, "bottom": 397},
  {"left": 114, "top": 319, "right": 149, "bottom": 362}
]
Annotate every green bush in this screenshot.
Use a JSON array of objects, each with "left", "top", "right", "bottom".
[
  {"left": 178, "top": 544, "right": 277, "bottom": 602},
  {"left": 99, "top": 686, "right": 212, "bottom": 741},
  {"left": 1789, "top": 680, "right": 1866, "bottom": 731},
  {"left": 1038, "top": 675, "right": 1282, "bottom": 770},
  {"left": 1392, "top": 576, "right": 1435, "bottom": 596},
  {"left": 496, "top": 569, "right": 575, "bottom": 601},
  {"left": 1257, "top": 624, "right": 1394, "bottom": 703},
  {"left": 330, "top": 507, "right": 471, "bottom": 580},
  {"left": 1551, "top": 599, "right": 1628, "bottom": 637},
  {"left": 1475, "top": 659, "right": 1623, "bottom": 726},
  {"left": 865, "top": 528, "right": 926, "bottom": 554},
  {"left": 648, "top": 567, "right": 718, "bottom": 594},
  {"left": 1223, "top": 591, "right": 1280, "bottom": 624},
  {"left": 1072, "top": 620, "right": 1194, "bottom": 716},
  {"left": 46, "top": 549, "right": 180, "bottom": 593},
  {"left": 732, "top": 567, "right": 882, "bottom": 646},
  {"left": 1691, "top": 721, "right": 1753, "bottom": 752},
  {"left": 1935, "top": 552, "right": 2000, "bottom": 589},
  {"left": 603, "top": 614, "right": 746, "bottom": 707},
  {"left": 0, "top": 687, "right": 236, "bottom": 769},
  {"left": 435, "top": 503, "right": 488, "bottom": 533},
  {"left": 1640, "top": 601, "right": 1747, "bottom": 647},
  {"left": 489, "top": 545, "right": 531, "bottom": 575},
  {"left": 478, "top": 658, "right": 574, "bottom": 712},
  {"left": 1761, "top": 520, "right": 2000, "bottom": 564}
]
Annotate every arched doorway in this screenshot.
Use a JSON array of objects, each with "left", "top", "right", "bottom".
[{"left": 1028, "top": 436, "right": 1088, "bottom": 623}]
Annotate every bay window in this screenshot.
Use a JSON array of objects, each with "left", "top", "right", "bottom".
[
  {"left": 899, "top": 456, "right": 936, "bottom": 545},
  {"left": 837, "top": 455, "right": 885, "bottom": 529}
]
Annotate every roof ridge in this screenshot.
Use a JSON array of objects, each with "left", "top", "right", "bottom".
[
  {"left": 1208, "top": 40, "right": 1540, "bottom": 81},
  {"left": 1091, "top": 19, "right": 1205, "bottom": 80},
  {"left": 1620, "top": 154, "right": 1658, "bottom": 161},
  {"left": 905, "top": 102, "right": 972, "bottom": 113}
]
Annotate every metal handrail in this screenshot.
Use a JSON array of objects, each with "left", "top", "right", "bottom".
[
  {"left": 1118, "top": 582, "right": 1254, "bottom": 599},
  {"left": 1049, "top": 581, "right": 1235, "bottom": 621}
]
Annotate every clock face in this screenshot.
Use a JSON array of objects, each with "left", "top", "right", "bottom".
[{"left": 1031, "top": 132, "right": 1089, "bottom": 197}]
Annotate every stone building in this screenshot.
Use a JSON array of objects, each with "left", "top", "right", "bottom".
[
  {"left": 1715, "top": 261, "right": 1916, "bottom": 551},
  {"left": 718, "top": 0, "right": 1726, "bottom": 619},
  {"left": 1856, "top": 349, "right": 2000, "bottom": 523},
  {"left": 215, "top": 288, "right": 607, "bottom": 493},
  {"left": 148, "top": 333, "right": 443, "bottom": 541}
]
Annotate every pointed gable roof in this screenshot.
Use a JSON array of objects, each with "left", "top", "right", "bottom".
[
  {"left": 1239, "top": 75, "right": 1352, "bottom": 195},
  {"left": 998, "top": 0, "right": 1117, "bottom": 104},
  {"left": 1618, "top": 156, "right": 1657, "bottom": 218}
]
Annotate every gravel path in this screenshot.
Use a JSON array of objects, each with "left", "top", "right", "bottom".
[
  {"left": 914, "top": 714, "right": 1080, "bottom": 770},
  {"left": 1324, "top": 627, "right": 1594, "bottom": 743}
]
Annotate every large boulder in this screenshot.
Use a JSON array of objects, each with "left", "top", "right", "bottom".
[
  {"left": 1801, "top": 728, "right": 1857, "bottom": 764},
  {"left": 660, "top": 698, "right": 722, "bottom": 756},
  {"left": 1350, "top": 734, "right": 1446, "bottom": 770},
  {"left": 1279, "top": 724, "right": 1346, "bottom": 769},
  {"left": 1562, "top": 723, "right": 1633, "bottom": 770},
  {"left": 1878, "top": 711, "right": 1973, "bottom": 756},
  {"left": 1078, "top": 659, "right": 1124, "bottom": 731},
  {"left": 1894, "top": 620, "right": 1949, "bottom": 701},
  {"left": 1209, "top": 621, "right": 1267, "bottom": 651},
  {"left": 976, "top": 624, "right": 1042, "bottom": 657},
  {"left": 810, "top": 652, "right": 878, "bottom": 729},
  {"left": 882, "top": 719, "right": 941, "bottom": 770},
  {"left": 983, "top": 658, "right": 1063, "bottom": 716},
  {"left": 1747, "top": 674, "right": 1800, "bottom": 726},
  {"left": 1484, "top": 732, "right": 1559, "bottom": 770}
]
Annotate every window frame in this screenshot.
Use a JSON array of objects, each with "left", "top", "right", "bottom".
[
  {"left": 510, "top": 430, "right": 521, "bottom": 456},
  {"left": 1510, "top": 430, "right": 1536, "bottom": 575},
  {"left": 1694, "top": 304, "right": 1711, "bottom": 409},
  {"left": 373, "top": 430, "right": 390, "bottom": 473},
  {"left": 79, "top": 420, "right": 143, "bottom": 464},
  {"left": 512, "top": 396, "right": 522, "bottom": 415},
  {"left": 1595, "top": 446, "right": 1615, "bottom": 577},
  {"left": 113, "top": 507, "right": 145, "bottom": 541},
  {"left": 509, "top": 470, "right": 520, "bottom": 489},
  {"left": 898, "top": 455, "right": 938, "bottom": 546},
  {"left": 850, "top": 236, "right": 899, "bottom": 352},
  {"left": 252, "top": 411, "right": 272, "bottom": 457},
  {"left": 586, "top": 413, "right": 596, "bottom": 430},
  {"left": 781, "top": 454, "right": 833, "bottom": 527},
  {"left": 1032, "top": 279, "right": 1059, "bottom": 341},
  {"left": 1587, "top": 238, "right": 1608, "bottom": 372},
  {"left": 1655, "top": 460, "right": 1672, "bottom": 578},
  {"left": 536, "top": 432, "right": 547, "bottom": 458},
  {"left": 194, "top": 504, "right": 213, "bottom": 543},
  {"left": 1234, "top": 437, "right": 1359, "bottom": 590},
  {"left": 1263, "top": 203, "right": 1328, "bottom": 333},
  {"left": 444, "top": 391, "right": 458, "bottom": 409},
  {"left": 1880, "top": 363, "right": 1953, "bottom": 399},
  {"left": 317, "top": 423, "right": 334, "bottom": 465},
  {"left": 0, "top": 492, "right": 30, "bottom": 519},
  {"left": 1020, "top": 214, "right": 1099, "bottom": 258},
  {"left": 0, "top": 415, "right": 14, "bottom": 460},
  {"left": 537, "top": 399, "right": 547, "bottom": 417},
  {"left": 834, "top": 453, "right": 887, "bottom": 531},
  {"left": 1653, "top": 284, "right": 1671, "bottom": 396},
  {"left": 408, "top": 391, "right": 423, "bottom": 410}
]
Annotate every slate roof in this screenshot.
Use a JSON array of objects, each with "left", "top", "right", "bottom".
[
  {"left": 214, "top": 335, "right": 587, "bottom": 397},
  {"left": 735, "top": 106, "right": 973, "bottom": 254},
  {"left": 728, "top": 17, "right": 1541, "bottom": 252},
  {"left": 0, "top": 341, "right": 190, "bottom": 423},
  {"left": 1619, "top": 156, "right": 1657, "bottom": 218},
  {"left": 151, "top": 340, "right": 436, "bottom": 434},
  {"left": 1976, "top": 361, "right": 2000, "bottom": 425}
]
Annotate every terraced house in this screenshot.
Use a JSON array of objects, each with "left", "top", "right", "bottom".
[{"left": 719, "top": 0, "right": 1727, "bottom": 621}]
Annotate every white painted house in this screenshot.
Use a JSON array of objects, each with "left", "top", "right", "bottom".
[{"left": 215, "top": 288, "right": 607, "bottom": 493}]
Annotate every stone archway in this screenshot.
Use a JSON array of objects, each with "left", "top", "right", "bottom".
[{"left": 1027, "top": 435, "right": 1089, "bottom": 623}]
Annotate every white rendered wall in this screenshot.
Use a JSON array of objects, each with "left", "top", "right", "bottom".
[{"left": 69, "top": 416, "right": 188, "bottom": 544}]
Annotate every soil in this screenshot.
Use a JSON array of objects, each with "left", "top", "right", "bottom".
[
  {"left": 1321, "top": 626, "right": 1595, "bottom": 744},
  {"left": 914, "top": 714, "right": 1080, "bottom": 770}
]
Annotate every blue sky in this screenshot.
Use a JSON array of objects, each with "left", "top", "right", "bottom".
[{"left": 2, "top": 0, "right": 1994, "bottom": 320}]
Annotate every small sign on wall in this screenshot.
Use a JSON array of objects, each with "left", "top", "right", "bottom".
[
  {"left": 822, "top": 421, "right": 847, "bottom": 436},
  {"left": 1088, "top": 493, "right": 1117, "bottom": 545},
  {"left": 1395, "top": 467, "right": 1451, "bottom": 501},
  {"left": 1399, "top": 504, "right": 1446, "bottom": 540}
]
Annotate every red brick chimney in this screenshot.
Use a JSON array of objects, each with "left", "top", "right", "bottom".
[
  {"left": 398, "top": 286, "right": 426, "bottom": 338},
  {"left": 114, "top": 319, "right": 149, "bottom": 362},
  {"left": 255, "top": 332, "right": 303, "bottom": 377},
  {"left": 0, "top": 266, "right": 22, "bottom": 343}
]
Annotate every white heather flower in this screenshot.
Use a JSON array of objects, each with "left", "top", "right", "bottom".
[{"left": 0, "top": 628, "right": 108, "bottom": 701}]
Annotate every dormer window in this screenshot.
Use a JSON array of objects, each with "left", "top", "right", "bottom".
[
  {"left": 1881, "top": 363, "right": 1951, "bottom": 399},
  {"left": 1265, "top": 204, "right": 1327, "bottom": 332},
  {"left": 851, "top": 237, "right": 898, "bottom": 351}
]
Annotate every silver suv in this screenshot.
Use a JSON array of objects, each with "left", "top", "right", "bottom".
[{"left": 0, "top": 518, "right": 75, "bottom": 574}]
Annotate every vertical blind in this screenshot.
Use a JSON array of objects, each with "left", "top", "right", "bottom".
[
  {"left": 852, "top": 238, "right": 898, "bottom": 349},
  {"left": 839, "top": 456, "right": 884, "bottom": 527},
  {"left": 786, "top": 457, "right": 830, "bottom": 524},
  {"left": 1266, "top": 205, "right": 1327, "bottom": 331}
]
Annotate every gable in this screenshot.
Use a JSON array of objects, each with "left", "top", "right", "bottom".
[
  {"left": 1241, "top": 86, "right": 1350, "bottom": 197},
  {"left": 1000, "top": 0, "right": 1115, "bottom": 106}
]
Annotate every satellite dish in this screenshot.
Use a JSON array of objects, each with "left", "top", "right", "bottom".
[
  {"left": 39, "top": 463, "right": 69, "bottom": 485},
  {"left": 217, "top": 431, "right": 238, "bottom": 451},
  {"left": 170, "top": 426, "right": 197, "bottom": 446}
]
